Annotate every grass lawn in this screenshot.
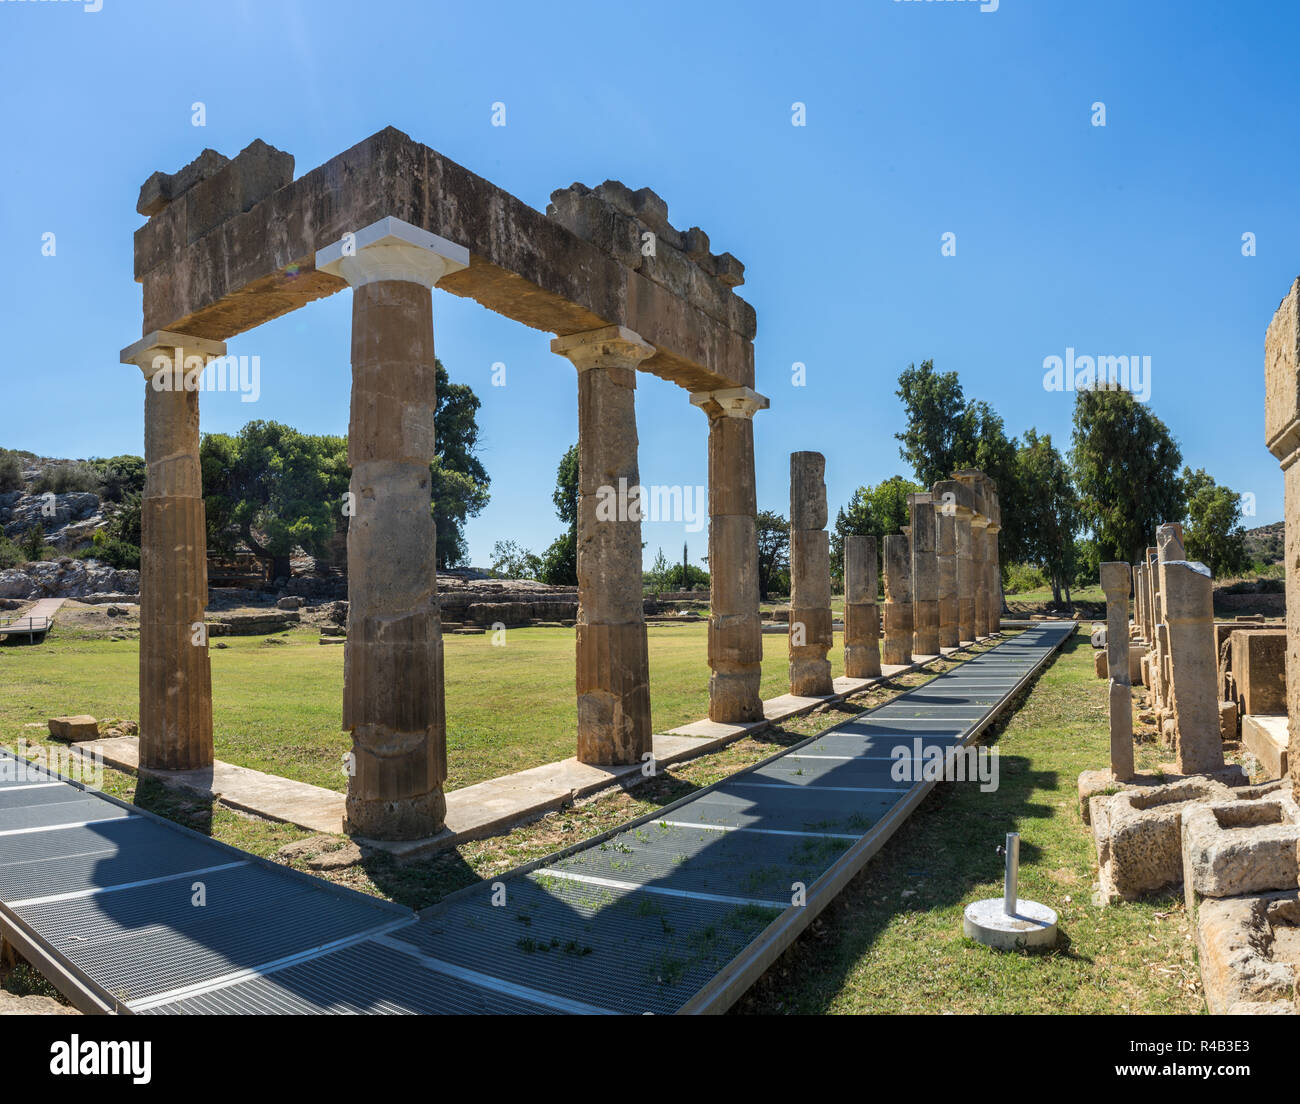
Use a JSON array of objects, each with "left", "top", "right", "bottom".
[
  {"left": 0, "top": 622, "right": 1218, "bottom": 1012},
  {"left": 734, "top": 625, "right": 1206, "bottom": 1014},
  {"left": 0, "top": 620, "right": 840, "bottom": 793}
]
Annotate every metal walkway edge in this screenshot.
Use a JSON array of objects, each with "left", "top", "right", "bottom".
[{"left": 0, "top": 622, "right": 1073, "bottom": 1015}]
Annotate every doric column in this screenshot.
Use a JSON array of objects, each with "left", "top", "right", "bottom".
[
  {"left": 788, "top": 451, "right": 833, "bottom": 696},
  {"left": 1100, "top": 562, "right": 1135, "bottom": 781},
  {"left": 970, "top": 516, "right": 990, "bottom": 638},
  {"left": 935, "top": 507, "right": 958, "bottom": 651},
  {"left": 690, "top": 386, "right": 769, "bottom": 722},
  {"left": 120, "top": 330, "right": 226, "bottom": 770},
  {"left": 552, "top": 325, "right": 656, "bottom": 764},
  {"left": 882, "top": 533, "right": 912, "bottom": 667},
  {"left": 909, "top": 493, "right": 939, "bottom": 656},
  {"left": 1163, "top": 560, "right": 1226, "bottom": 774},
  {"left": 985, "top": 483, "right": 1001, "bottom": 634},
  {"left": 843, "top": 534, "right": 881, "bottom": 678},
  {"left": 935, "top": 479, "right": 977, "bottom": 646},
  {"left": 317, "top": 216, "right": 469, "bottom": 839},
  {"left": 1134, "top": 562, "right": 1147, "bottom": 643}
]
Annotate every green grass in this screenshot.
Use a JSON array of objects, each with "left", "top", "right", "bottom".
[
  {"left": 1004, "top": 582, "right": 1104, "bottom": 605},
  {"left": 0, "top": 621, "right": 850, "bottom": 793},
  {"left": 733, "top": 625, "right": 1206, "bottom": 1014}
]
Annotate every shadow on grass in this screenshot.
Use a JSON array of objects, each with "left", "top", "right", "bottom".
[{"left": 734, "top": 631, "right": 1092, "bottom": 1013}]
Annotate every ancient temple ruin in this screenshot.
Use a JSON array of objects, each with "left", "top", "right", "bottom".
[{"left": 122, "top": 130, "right": 767, "bottom": 840}]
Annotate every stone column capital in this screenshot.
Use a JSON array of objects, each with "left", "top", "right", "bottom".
[
  {"left": 1099, "top": 561, "right": 1131, "bottom": 596},
  {"left": 986, "top": 522, "right": 1001, "bottom": 534},
  {"left": 689, "top": 386, "right": 769, "bottom": 420},
  {"left": 971, "top": 514, "right": 990, "bottom": 530},
  {"left": 121, "top": 330, "right": 227, "bottom": 379},
  {"left": 551, "top": 325, "right": 654, "bottom": 371},
  {"left": 316, "top": 215, "right": 469, "bottom": 289}
]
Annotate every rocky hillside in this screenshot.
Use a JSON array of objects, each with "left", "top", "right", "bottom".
[{"left": 1243, "top": 521, "right": 1284, "bottom": 566}]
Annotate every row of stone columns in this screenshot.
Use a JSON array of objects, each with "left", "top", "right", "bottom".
[
  {"left": 124, "top": 216, "right": 771, "bottom": 841},
  {"left": 878, "top": 471, "right": 1001, "bottom": 667}
]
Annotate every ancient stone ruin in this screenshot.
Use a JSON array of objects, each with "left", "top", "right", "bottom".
[{"left": 122, "top": 130, "right": 767, "bottom": 840}]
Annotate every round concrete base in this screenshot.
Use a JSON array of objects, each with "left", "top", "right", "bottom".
[{"left": 963, "top": 898, "right": 1058, "bottom": 950}]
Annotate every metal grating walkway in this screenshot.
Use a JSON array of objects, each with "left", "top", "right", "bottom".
[{"left": 0, "top": 622, "right": 1073, "bottom": 1015}]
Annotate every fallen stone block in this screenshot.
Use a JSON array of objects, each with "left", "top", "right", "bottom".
[
  {"left": 1232, "top": 629, "right": 1287, "bottom": 716},
  {"left": 1243, "top": 715, "right": 1289, "bottom": 780},
  {"left": 1219, "top": 700, "right": 1239, "bottom": 742},
  {"left": 47, "top": 715, "right": 99, "bottom": 742},
  {"left": 1182, "top": 786, "right": 1300, "bottom": 921},
  {"left": 1094, "top": 650, "right": 1107, "bottom": 678},
  {"left": 1091, "top": 774, "right": 1250, "bottom": 902},
  {"left": 1197, "top": 891, "right": 1300, "bottom": 1015}
]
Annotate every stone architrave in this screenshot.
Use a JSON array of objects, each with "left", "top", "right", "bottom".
[
  {"left": 788, "top": 452, "right": 833, "bottom": 696},
  {"left": 691, "top": 387, "right": 769, "bottom": 723},
  {"left": 1100, "top": 561, "right": 1135, "bottom": 781},
  {"left": 909, "top": 493, "right": 939, "bottom": 657},
  {"left": 1163, "top": 560, "right": 1227, "bottom": 775},
  {"left": 552, "top": 325, "right": 657, "bottom": 765},
  {"left": 120, "top": 330, "right": 227, "bottom": 771},
  {"left": 1265, "top": 280, "right": 1300, "bottom": 804},
  {"left": 882, "top": 534, "right": 913, "bottom": 667},
  {"left": 844, "top": 534, "right": 881, "bottom": 679},
  {"left": 316, "top": 216, "right": 470, "bottom": 839}
]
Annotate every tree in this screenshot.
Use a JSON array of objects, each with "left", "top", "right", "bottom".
[
  {"left": 90, "top": 455, "right": 146, "bottom": 503},
  {"left": 430, "top": 360, "right": 490, "bottom": 569},
  {"left": 831, "top": 476, "right": 922, "bottom": 577},
  {"left": 756, "top": 510, "right": 789, "bottom": 600},
  {"left": 646, "top": 547, "right": 671, "bottom": 596},
  {"left": 895, "top": 361, "right": 967, "bottom": 487},
  {"left": 490, "top": 539, "right": 541, "bottom": 580},
  {"left": 1070, "top": 387, "right": 1184, "bottom": 565},
  {"left": 538, "top": 444, "right": 579, "bottom": 586},
  {"left": 1015, "top": 429, "right": 1080, "bottom": 605},
  {"left": 201, "top": 421, "right": 351, "bottom": 581},
  {"left": 894, "top": 362, "right": 1025, "bottom": 570},
  {"left": 1182, "top": 467, "right": 1248, "bottom": 578}
]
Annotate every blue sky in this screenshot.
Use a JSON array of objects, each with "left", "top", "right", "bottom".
[{"left": 1, "top": 0, "right": 1294, "bottom": 567}]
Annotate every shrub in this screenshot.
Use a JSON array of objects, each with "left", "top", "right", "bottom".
[
  {"left": 19, "top": 525, "right": 47, "bottom": 562},
  {"left": 0, "top": 450, "right": 21, "bottom": 494},
  {"left": 90, "top": 530, "right": 140, "bottom": 570},
  {"left": 32, "top": 462, "right": 98, "bottom": 495},
  {"left": 1003, "top": 562, "right": 1046, "bottom": 594},
  {"left": 0, "top": 535, "right": 23, "bottom": 569}
]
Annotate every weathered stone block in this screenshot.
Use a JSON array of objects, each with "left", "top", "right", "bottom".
[
  {"left": 47, "top": 715, "right": 99, "bottom": 742},
  {"left": 1232, "top": 629, "right": 1287, "bottom": 716},
  {"left": 1244, "top": 714, "right": 1290, "bottom": 780}
]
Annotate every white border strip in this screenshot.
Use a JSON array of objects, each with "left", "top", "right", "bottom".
[
  {"left": 658, "top": 819, "right": 859, "bottom": 842},
  {"left": 0, "top": 815, "right": 133, "bottom": 838},
  {"left": 9, "top": 861, "right": 249, "bottom": 909},
  {"left": 371, "top": 934, "right": 616, "bottom": 1016},
  {"left": 127, "top": 917, "right": 417, "bottom": 1011},
  {"left": 533, "top": 867, "right": 786, "bottom": 910},
  {"left": 729, "top": 781, "right": 910, "bottom": 795}
]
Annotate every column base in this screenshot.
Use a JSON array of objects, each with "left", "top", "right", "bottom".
[
  {"left": 708, "top": 668, "right": 764, "bottom": 723},
  {"left": 577, "top": 620, "right": 651, "bottom": 765},
  {"left": 790, "top": 658, "right": 833, "bottom": 697},
  {"left": 345, "top": 789, "right": 447, "bottom": 841}
]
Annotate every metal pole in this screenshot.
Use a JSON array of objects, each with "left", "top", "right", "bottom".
[{"left": 1003, "top": 831, "right": 1019, "bottom": 915}]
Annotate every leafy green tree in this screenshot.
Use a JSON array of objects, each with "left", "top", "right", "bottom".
[
  {"left": 894, "top": 362, "right": 1024, "bottom": 570},
  {"left": 1070, "top": 387, "right": 1184, "bottom": 565},
  {"left": 1015, "top": 429, "right": 1080, "bottom": 605},
  {"left": 756, "top": 510, "right": 789, "bottom": 600},
  {"left": 1182, "top": 466, "right": 1247, "bottom": 578},
  {"left": 832, "top": 476, "right": 922, "bottom": 577},
  {"left": 490, "top": 539, "right": 541, "bottom": 580},
  {"left": 538, "top": 444, "right": 579, "bottom": 586},
  {"left": 430, "top": 360, "right": 490, "bottom": 568},
  {"left": 646, "top": 547, "right": 672, "bottom": 595},
  {"left": 90, "top": 455, "right": 146, "bottom": 503},
  {"left": 201, "top": 421, "right": 351, "bottom": 581}
]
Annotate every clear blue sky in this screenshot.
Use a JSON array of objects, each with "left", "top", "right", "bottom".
[{"left": 2, "top": 0, "right": 1295, "bottom": 568}]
